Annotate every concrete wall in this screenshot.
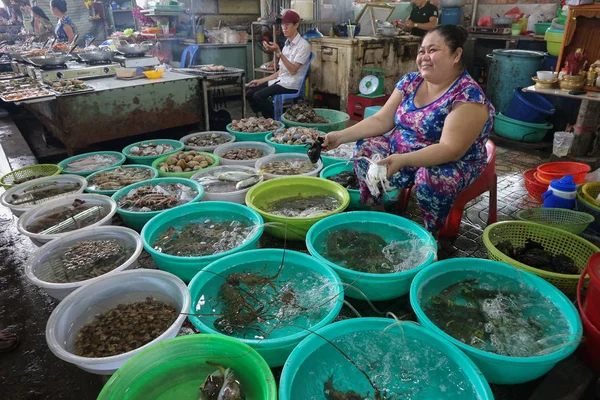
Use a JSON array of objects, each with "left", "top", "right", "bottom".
[{"left": 180, "top": 0, "right": 260, "bottom": 28}]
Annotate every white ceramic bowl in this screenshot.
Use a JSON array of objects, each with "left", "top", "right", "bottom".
[
  {"left": 17, "top": 194, "right": 117, "bottom": 246},
  {"left": 25, "top": 226, "right": 143, "bottom": 300},
  {"left": 45, "top": 269, "right": 190, "bottom": 375},
  {"left": 255, "top": 152, "right": 323, "bottom": 180},
  {"left": 0, "top": 174, "right": 87, "bottom": 217},
  {"left": 537, "top": 71, "right": 558, "bottom": 81},
  {"left": 191, "top": 165, "right": 263, "bottom": 204},
  {"left": 214, "top": 141, "right": 275, "bottom": 168},
  {"left": 179, "top": 131, "right": 235, "bottom": 152}
]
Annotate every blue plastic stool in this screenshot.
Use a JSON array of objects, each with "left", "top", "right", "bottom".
[
  {"left": 273, "top": 52, "right": 315, "bottom": 122},
  {"left": 364, "top": 106, "right": 382, "bottom": 119},
  {"left": 180, "top": 45, "right": 199, "bottom": 68}
]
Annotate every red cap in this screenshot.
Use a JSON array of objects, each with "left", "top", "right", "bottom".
[{"left": 282, "top": 10, "right": 300, "bottom": 24}]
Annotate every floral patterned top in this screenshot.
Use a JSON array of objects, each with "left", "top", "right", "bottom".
[
  {"left": 393, "top": 70, "right": 495, "bottom": 163},
  {"left": 55, "top": 15, "right": 78, "bottom": 43}
]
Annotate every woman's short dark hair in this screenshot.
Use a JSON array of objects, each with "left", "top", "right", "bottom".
[
  {"left": 32, "top": 6, "right": 50, "bottom": 21},
  {"left": 427, "top": 24, "right": 468, "bottom": 56},
  {"left": 50, "top": 0, "right": 67, "bottom": 14}
]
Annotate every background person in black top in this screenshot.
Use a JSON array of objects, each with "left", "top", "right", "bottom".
[{"left": 401, "top": 0, "right": 439, "bottom": 37}]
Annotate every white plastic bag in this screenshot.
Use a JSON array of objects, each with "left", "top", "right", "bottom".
[
  {"left": 553, "top": 131, "right": 574, "bottom": 157},
  {"left": 585, "top": 168, "right": 600, "bottom": 183}
]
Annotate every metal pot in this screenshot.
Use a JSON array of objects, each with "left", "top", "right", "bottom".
[
  {"left": 493, "top": 17, "right": 514, "bottom": 26},
  {"left": 27, "top": 55, "right": 72, "bottom": 66},
  {"left": 439, "top": 0, "right": 466, "bottom": 7},
  {"left": 116, "top": 41, "right": 154, "bottom": 56},
  {"left": 78, "top": 48, "right": 115, "bottom": 63}
]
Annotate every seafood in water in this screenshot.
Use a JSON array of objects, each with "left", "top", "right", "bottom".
[
  {"left": 75, "top": 297, "right": 177, "bottom": 358},
  {"left": 87, "top": 167, "right": 154, "bottom": 191},
  {"left": 326, "top": 170, "right": 360, "bottom": 190},
  {"left": 158, "top": 151, "right": 215, "bottom": 173},
  {"left": 324, "top": 376, "right": 365, "bottom": 400},
  {"left": 153, "top": 219, "right": 254, "bottom": 257},
  {"left": 44, "top": 239, "right": 131, "bottom": 283},
  {"left": 265, "top": 195, "right": 341, "bottom": 217},
  {"left": 195, "top": 171, "right": 262, "bottom": 193},
  {"left": 259, "top": 159, "right": 316, "bottom": 176},
  {"left": 269, "top": 127, "right": 323, "bottom": 145},
  {"left": 221, "top": 148, "right": 264, "bottom": 160},
  {"left": 496, "top": 239, "right": 578, "bottom": 275},
  {"left": 25, "top": 199, "right": 110, "bottom": 235},
  {"left": 128, "top": 142, "right": 175, "bottom": 157},
  {"left": 64, "top": 155, "right": 121, "bottom": 172},
  {"left": 9, "top": 181, "right": 82, "bottom": 206},
  {"left": 325, "top": 229, "right": 392, "bottom": 274},
  {"left": 117, "top": 183, "right": 196, "bottom": 212},
  {"left": 230, "top": 117, "right": 281, "bottom": 133},
  {"left": 186, "top": 133, "right": 231, "bottom": 148},
  {"left": 284, "top": 104, "right": 330, "bottom": 124},
  {"left": 199, "top": 363, "right": 246, "bottom": 400}
]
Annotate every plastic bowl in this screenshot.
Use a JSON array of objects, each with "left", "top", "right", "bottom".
[
  {"left": 278, "top": 318, "right": 494, "bottom": 400},
  {"left": 214, "top": 141, "right": 275, "bottom": 168},
  {"left": 537, "top": 161, "right": 591, "bottom": 184},
  {"left": 281, "top": 108, "right": 350, "bottom": 133},
  {"left": 535, "top": 22, "right": 552, "bottom": 35},
  {"left": 141, "top": 202, "right": 264, "bottom": 282},
  {"left": 191, "top": 165, "right": 263, "bottom": 204},
  {"left": 121, "top": 139, "right": 184, "bottom": 166},
  {"left": 179, "top": 131, "right": 235, "bottom": 152},
  {"left": 17, "top": 194, "right": 117, "bottom": 247},
  {"left": 264, "top": 130, "right": 326, "bottom": 154},
  {"left": 306, "top": 211, "right": 437, "bottom": 301},
  {"left": 112, "top": 177, "right": 205, "bottom": 232},
  {"left": 151, "top": 151, "right": 219, "bottom": 179},
  {"left": 537, "top": 71, "right": 558, "bottom": 81},
  {"left": 319, "top": 162, "right": 399, "bottom": 209},
  {"left": 97, "top": 334, "right": 277, "bottom": 400},
  {"left": 45, "top": 270, "right": 190, "bottom": 375},
  {"left": 0, "top": 174, "right": 87, "bottom": 217},
  {"left": 85, "top": 164, "right": 158, "bottom": 196},
  {"left": 494, "top": 113, "right": 552, "bottom": 143},
  {"left": 516, "top": 207, "right": 595, "bottom": 235},
  {"left": 143, "top": 70, "right": 164, "bottom": 79},
  {"left": 58, "top": 151, "right": 126, "bottom": 177},
  {"left": 0, "top": 163, "right": 62, "bottom": 189},
  {"left": 188, "top": 249, "right": 343, "bottom": 367},
  {"left": 226, "top": 121, "right": 284, "bottom": 142},
  {"left": 410, "top": 258, "right": 583, "bottom": 384},
  {"left": 25, "top": 226, "right": 143, "bottom": 300},
  {"left": 245, "top": 176, "right": 349, "bottom": 240},
  {"left": 255, "top": 153, "right": 323, "bottom": 180},
  {"left": 523, "top": 168, "right": 548, "bottom": 202}
]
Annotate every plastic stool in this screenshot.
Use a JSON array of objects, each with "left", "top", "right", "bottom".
[
  {"left": 397, "top": 140, "right": 497, "bottom": 237},
  {"left": 364, "top": 106, "right": 382, "bottom": 119},
  {"left": 180, "top": 45, "right": 199, "bottom": 68}
]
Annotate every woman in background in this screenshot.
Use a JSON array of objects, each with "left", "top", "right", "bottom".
[
  {"left": 31, "top": 6, "right": 53, "bottom": 41},
  {"left": 50, "top": 0, "right": 77, "bottom": 43}
]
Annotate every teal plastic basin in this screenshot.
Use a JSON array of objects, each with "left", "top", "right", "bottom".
[
  {"left": 410, "top": 258, "right": 583, "bottom": 384},
  {"left": 226, "top": 122, "right": 285, "bottom": 142},
  {"left": 58, "top": 151, "right": 126, "bottom": 177},
  {"left": 188, "top": 249, "right": 343, "bottom": 367},
  {"left": 494, "top": 112, "right": 552, "bottom": 143},
  {"left": 264, "top": 130, "right": 326, "bottom": 154},
  {"left": 122, "top": 139, "right": 185, "bottom": 166},
  {"left": 85, "top": 164, "right": 158, "bottom": 196},
  {"left": 281, "top": 109, "right": 350, "bottom": 133},
  {"left": 98, "top": 335, "right": 277, "bottom": 400},
  {"left": 306, "top": 211, "right": 437, "bottom": 301},
  {"left": 112, "top": 177, "right": 204, "bottom": 232},
  {"left": 319, "top": 162, "right": 399, "bottom": 210},
  {"left": 141, "top": 202, "right": 264, "bottom": 282},
  {"left": 278, "top": 318, "right": 494, "bottom": 400}
]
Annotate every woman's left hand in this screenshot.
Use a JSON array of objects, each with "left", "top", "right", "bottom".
[{"left": 377, "top": 154, "right": 405, "bottom": 178}]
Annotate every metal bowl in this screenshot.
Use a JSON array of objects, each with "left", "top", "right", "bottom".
[
  {"left": 78, "top": 50, "right": 114, "bottom": 63},
  {"left": 116, "top": 41, "right": 154, "bottom": 56},
  {"left": 493, "top": 17, "right": 514, "bottom": 26},
  {"left": 27, "top": 55, "right": 72, "bottom": 66}
]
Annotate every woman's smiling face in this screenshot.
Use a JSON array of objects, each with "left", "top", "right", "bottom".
[{"left": 417, "top": 31, "right": 462, "bottom": 82}]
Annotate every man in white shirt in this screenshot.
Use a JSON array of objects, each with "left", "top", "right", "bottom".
[{"left": 246, "top": 10, "right": 311, "bottom": 119}]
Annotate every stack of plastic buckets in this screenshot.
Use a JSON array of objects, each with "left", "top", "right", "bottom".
[
  {"left": 438, "top": 0, "right": 466, "bottom": 25},
  {"left": 544, "top": 6, "right": 567, "bottom": 56}
]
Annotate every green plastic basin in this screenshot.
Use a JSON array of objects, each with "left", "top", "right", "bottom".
[
  {"left": 141, "top": 202, "right": 264, "bottom": 282},
  {"left": 188, "top": 249, "right": 344, "bottom": 367},
  {"left": 226, "top": 122, "right": 284, "bottom": 142},
  {"left": 319, "top": 162, "right": 399, "bottom": 209},
  {"left": 264, "top": 130, "right": 327, "bottom": 154},
  {"left": 410, "top": 258, "right": 583, "bottom": 384},
  {"left": 112, "top": 177, "right": 204, "bottom": 232},
  {"left": 535, "top": 22, "right": 551, "bottom": 35},
  {"left": 122, "top": 139, "right": 185, "bottom": 166},
  {"left": 494, "top": 112, "right": 552, "bottom": 143},
  {"left": 58, "top": 151, "right": 126, "bottom": 177},
  {"left": 245, "top": 176, "right": 350, "bottom": 240},
  {"left": 545, "top": 28, "right": 564, "bottom": 56},
  {"left": 281, "top": 108, "right": 350, "bottom": 133},
  {"left": 306, "top": 211, "right": 437, "bottom": 301},
  {"left": 85, "top": 164, "right": 158, "bottom": 196},
  {"left": 97, "top": 334, "right": 277, "bottom": 400},
  {"left": 151, "top": 151, "right": 219, "bottom": 179}
]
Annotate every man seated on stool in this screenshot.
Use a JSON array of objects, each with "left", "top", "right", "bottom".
[{"left": 246, "top": 10, "right": 311, "bottom": 119}]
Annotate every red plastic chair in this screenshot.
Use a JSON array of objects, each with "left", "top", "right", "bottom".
[{"left": 397, "top": 140, "right": 497, "bottom": 237}]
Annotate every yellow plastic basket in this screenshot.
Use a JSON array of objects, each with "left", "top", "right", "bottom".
[
  {"left": 0, "top": 164, "right": 62, "bottom": 189},
  {"left": 516, "top": 207, "right": 594, "bottom": 235},
  {"left": 582, "top": 182, "right": 600, "bottom": 206},
  {"left": 483, "top": 220, "right": 599, "bottom": 295}
]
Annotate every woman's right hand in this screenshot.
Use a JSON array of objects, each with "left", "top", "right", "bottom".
[
  {"left": 322, "top": 131, "right": 343, "bottom": 151},
  {"left": 247, "top": 79, "right": 261, "bottom": 88}
]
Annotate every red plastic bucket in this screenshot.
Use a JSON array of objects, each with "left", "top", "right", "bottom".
[{"left": 577, "top": 256, "right": 600, "bottom": 375}]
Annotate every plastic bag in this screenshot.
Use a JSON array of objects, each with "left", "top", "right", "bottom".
[
  {"left": 585, "top": 168, "right": 600, "bottom": 183},
  {"left": 553, "top": 131, "right": 574, "bottom": 157}
]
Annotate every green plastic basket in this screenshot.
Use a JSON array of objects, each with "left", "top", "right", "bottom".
[
  {"left": 58, "top": 151, "right": 126, "bottom": 177},
  {"left": 576, "top": 184, "right": 600, "bottom": 234},
  {"left": 516, "top": 208, "right": 595, "bottom": 235},
  {"left": 281, "top": 108, "right": 350, "bottom": 133},
  {"left": 226, "top": 122, "right": 284, "bottom": 142},
  {"left": 0, "top": 164, "right": 62, "bottom": 189},
  {"left": 264, "top": 130, "right": 326, "bottom": 153},
  {"left": 151, "top": 151, "right": 219, "bottom": 179},
  {"left": 122, "top": 139, "right": 185, "bottom": 166},
  {"left": 483, "top": 221, "right": 600, "bottom": 295},
  {"left": 582, "top": 182, "right": 600, "bottom": 206}
]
